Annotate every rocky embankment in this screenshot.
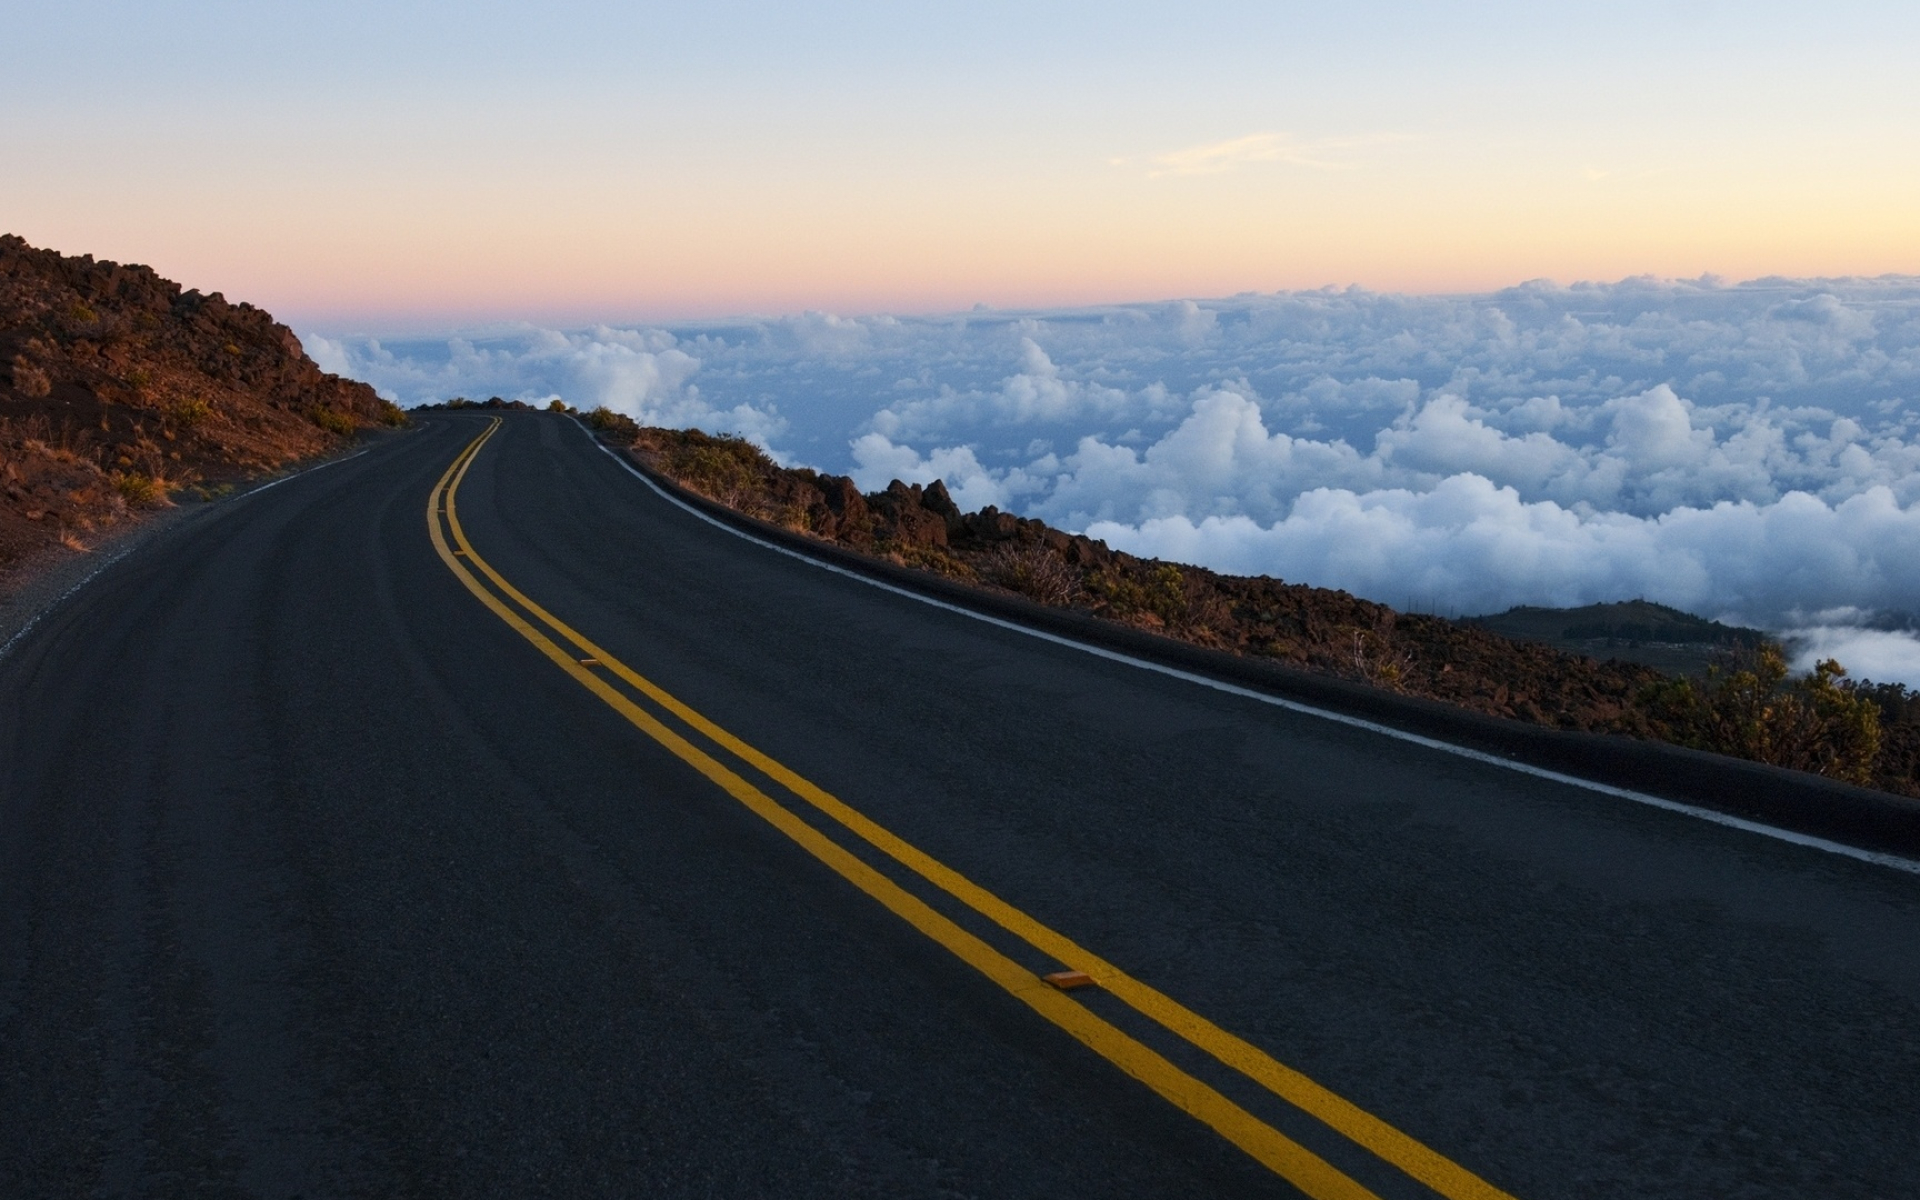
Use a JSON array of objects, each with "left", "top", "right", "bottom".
[
  {"left": 581, "top": 413, "right": 1918, "bottom": 798},
  {"left": 0, "top": 234, "right": 403, "bottom": 576}
]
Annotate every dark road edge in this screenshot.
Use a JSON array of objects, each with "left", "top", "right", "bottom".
[
  {"left": 0, "top": 436, "right": 397, "bottom": 666},
  {"left": 572, "top": 419, "right": 1920, "bottom": 873}
]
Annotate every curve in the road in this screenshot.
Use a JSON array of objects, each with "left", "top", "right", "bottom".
[
  {"left": 432, "top": 419, "right": 1514, "bottom": 1200},
  {"left": 596, "top": 435, "right": 1920, "bottom": 881},
  {"left": 9, "top": 410, "right": 1919, "bottom": 1198}
]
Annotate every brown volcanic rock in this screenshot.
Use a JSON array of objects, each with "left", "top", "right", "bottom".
[
  {"left": 0, "top": 234, "right": 403, "bottom": 574},
  {"left": 626, "top": 423, "right": 1665, "bottom": 728},
  {"left": 869, "top": 480, "right": 953, "bottom": 548},
  {"left": 622, "top": 421, "right": 1915, "bottom": 797}
]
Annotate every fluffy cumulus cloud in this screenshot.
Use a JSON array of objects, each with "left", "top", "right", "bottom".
[
  {"left": 1090, "top": 482, "right": 1920, "bottom": 627},
  {"left": 307, "top": 325, "right": 787, "bottom": 448},
  {"left": 311, "top": 276, "right": 1920, "bottom": 684}
]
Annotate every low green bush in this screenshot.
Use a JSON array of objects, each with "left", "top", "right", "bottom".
[
  {"left": 171, "top": 397, "right": 212, "bottom": 428},
  {"left": 1642, "top": 646, "right": 1883, "bottom": 785},
  {"left": 584, "top": 406, "right": 641, "bottom": 440},
  {"left": 114, "top": 472, "right": 166, "bottom": 507}
]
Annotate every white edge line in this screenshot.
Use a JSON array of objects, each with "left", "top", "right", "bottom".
[
  {"left": 575, "top": 424, "right": 1920, "bottom": 878},
  {"left": 0, "top": 447, "right": 372, "bottom": 665},
  {"left": 0, "top": 539, "right": 144, "bottom": 664},
  {"left": 230, "top": 446, "right": 370, "bottom": 502}
]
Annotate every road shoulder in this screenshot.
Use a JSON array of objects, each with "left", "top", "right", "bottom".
[
  {"left": 586, "top": 422, "right": 1920, "bottom": 865},
  {"left": 0, "top": 430, "right": 406, "bottom": 663}
]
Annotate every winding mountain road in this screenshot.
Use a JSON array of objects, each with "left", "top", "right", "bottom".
[{"left": 3, "top": 411, "right": 1917, "bottom": 1198}]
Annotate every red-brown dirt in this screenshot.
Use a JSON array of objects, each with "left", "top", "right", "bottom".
[{"left": 0, "top": 234, "right": 404, "bottom": 577}]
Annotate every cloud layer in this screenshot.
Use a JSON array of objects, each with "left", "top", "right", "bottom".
[{"left": 312, "top": 275, "right": 1920, "bottom": 684}]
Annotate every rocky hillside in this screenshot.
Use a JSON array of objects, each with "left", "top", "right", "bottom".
[
  {"left": 0, "top": 234, "right": 403, "bottom": 574},
  {"left": 587, "top": 413, "right": 1916, "bottom": 797}
]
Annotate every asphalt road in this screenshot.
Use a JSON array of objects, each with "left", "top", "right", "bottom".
[{"left": 3, "top": 410, "right": 1918, "bottom": 1199}]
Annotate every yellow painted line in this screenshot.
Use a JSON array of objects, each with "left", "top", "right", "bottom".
[
  {"left": 425, "top": 419, "right": 1376, "bottom": 1200},
  {"left": 431, "top": 419, "right": 1519, "bottom": 1200}
]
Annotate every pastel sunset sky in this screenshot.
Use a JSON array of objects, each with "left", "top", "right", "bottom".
[{"left": 6, "top": 0, "right": 1917, "bottom": 331}]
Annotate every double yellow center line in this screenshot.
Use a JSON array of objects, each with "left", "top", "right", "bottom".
[{"left": 428, "top": 417, "right": 1518, "bottom": 1200}]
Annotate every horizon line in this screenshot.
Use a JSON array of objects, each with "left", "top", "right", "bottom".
[{"left": 293, "top": 269, "right": 1920, "bottom": 341}]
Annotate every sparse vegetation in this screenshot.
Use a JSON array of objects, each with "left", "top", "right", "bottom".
[
  {"left": 112, "top": 471, "right": 167, "bottom": 508},
  {"left": 170, "top": 396, "right": 212, "bottom": 428},
  {"left": 676, "top": 434, "right": 763, "bottom": 505},
  {"left": 10, "top": 355, "right": 51, "bottom": 397},
  {"left": 310, "top": 406, "right": 357, "bottom": 436},
  {"left": 614, "top": 421, "right": 1920, "bottom": 798},
  {"left": 584, "top": 405, "right": 641, "bottom": 439},
  {"left": 2, "top": 234, "right": 394, "bottom": 574},
  {"left": 983, "top": 542, "right": 1082, "bottom": 606},
  {"left": 1642, "top": 648, "right": 1884, "bottom": 786}
]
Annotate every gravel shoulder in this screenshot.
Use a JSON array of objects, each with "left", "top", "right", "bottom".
[{"left": 0, "top": 430, "right": 406, "bottom": 663}]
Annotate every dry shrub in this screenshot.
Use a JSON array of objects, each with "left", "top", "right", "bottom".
[
  {"left": 113, "top": 472, "right": 169, "bottom": 508},
  {"left": 585, "top": 406, "right": 640, "bottom": 439},
  {"left": 1084, "top": 562, "right": 1196, "bottom": 627},
  {"left": 23, "top": 435, "right": 80, "bottom": 466},
  {"left": 1347, "top": 627, "right": 1414, "bottom": 691},
  {"left": 310, "top": 406, "right": 356, "bottom": 436},
  {"left": 171, "top": 396, "right": 213, "bottom": 428},
  {"left": 10, "top": 356, "right": 51, "bottom": 398},
  {"left": 777, "top": 501, "right": 815, "bottom": 533},
  {"left": 983, "top": 542, "right": 1082, "bottom": 606},
  {"left": 681, "top": 440, "right": 762, "bottom": 499}
]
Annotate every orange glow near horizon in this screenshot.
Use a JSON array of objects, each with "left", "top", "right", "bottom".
[
  {"left": 57, "top": 210, "right": 1916, "bottom": 335},
  {"left": 9, "top": 21, "right": 1920, "bottom": 335},
  {"left": 20, "top": 169, "right": 1915, "bottom": 335},
  {"left": 9, "top": 2, "right": 1920, "bottom": 332}
]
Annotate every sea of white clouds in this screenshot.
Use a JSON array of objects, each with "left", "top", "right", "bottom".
[{"left": 308, "top": 276, "right": 1920, "bottom": 686}]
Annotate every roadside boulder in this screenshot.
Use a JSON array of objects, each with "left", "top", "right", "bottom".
[
  {"left": 871, "top": 479, "right": 949, "bottom": 547},
  {"left": 920, "top": 478, "right": 964, "bottom": 535}
]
